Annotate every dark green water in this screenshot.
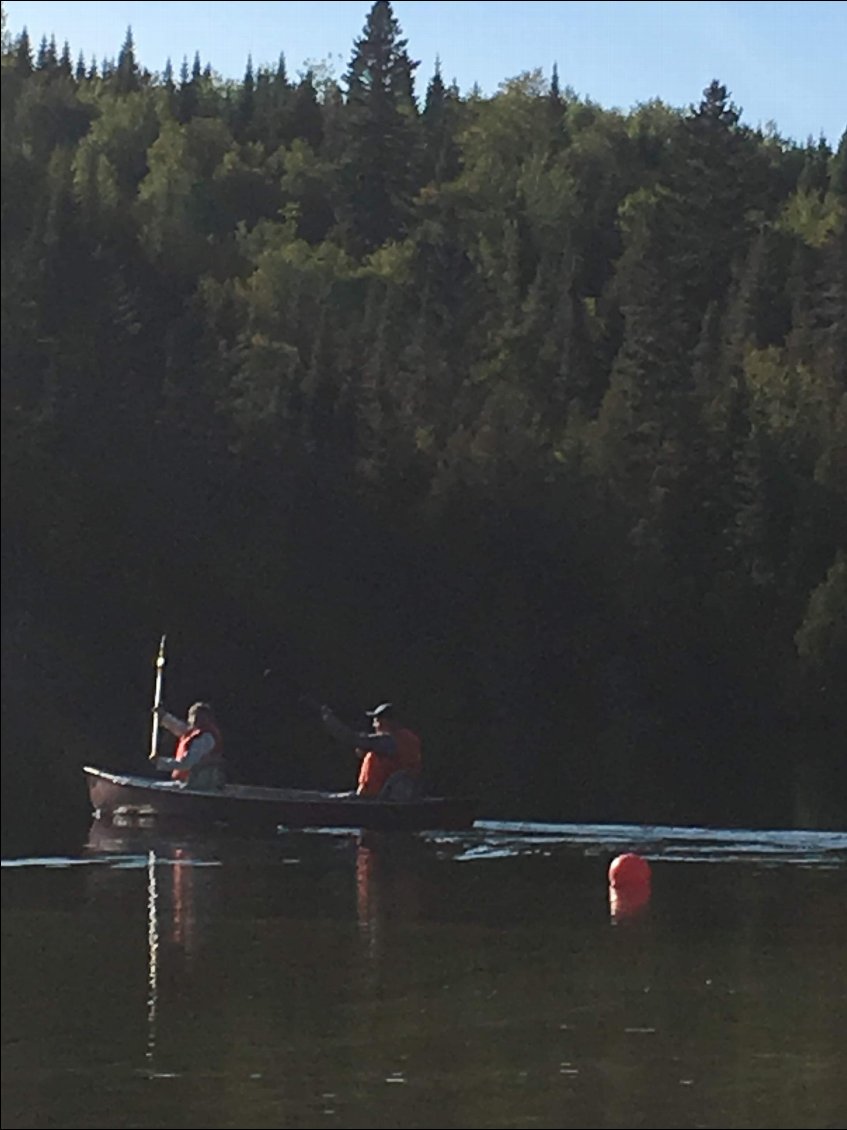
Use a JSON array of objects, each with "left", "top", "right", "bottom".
[{"left": 2, "top": 820, "right": 846, "bottom": 1129}]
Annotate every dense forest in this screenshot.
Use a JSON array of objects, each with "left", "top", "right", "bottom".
[{"left": 2, "top": 2, "right": 845, "bottom": 843}]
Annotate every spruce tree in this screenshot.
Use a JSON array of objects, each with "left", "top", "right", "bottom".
[
  {"left": 58, "top": 40, "right": 72, "bottom": 78},
  {"left": 291, "top": 72, "right": 323, "bottom": 150},
  {"left": 116, "top": 27, "right": 139, "bottom": 93},
  {"left": 343, "top": 0, "right": 420, "bottom": 251},
  {"left": 422, "top": 58, "right": 459, "bottom": 183},
  {"left": 237, "top": 55, "right": 255, "bottom": 137},
  {"left": 35, "top": 35, "right": 50, "bottom": 71},
  {"left": 15, "top": 27, "right": 32, "bottom": 73},
  {"left": 177, "top": 56, "right": 198, "bottom": 122}
]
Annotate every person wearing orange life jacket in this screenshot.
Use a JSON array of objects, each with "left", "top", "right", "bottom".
[
  {"left": 154, "top": 701, "right": 226, "bottom": 791},
  {"left": 320, "top": 702, "right": 422, "bottom": 799}
]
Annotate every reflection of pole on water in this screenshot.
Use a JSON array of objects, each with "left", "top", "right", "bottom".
[{"left": 146, "top": 850, "right": 159, "bottom": 1067}]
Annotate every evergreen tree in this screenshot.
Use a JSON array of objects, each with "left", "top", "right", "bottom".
[
  {"left": 35, "top": 35, "right": 50, "bottom": 71},
  {"left": 422, "top": 58, "right": 460, "bottom": 183},
  {"left": 15, "top": 27, "right": 32, "bottom": 73},
  {"left": 291, "top": 71, "right": 323, "bottom": 150},
  {"left": 549, "top": 62, "right": 561, "bottom": 106},
  {"left": 237, "top": 54, "right": 255, "bottom": 137},
  {"left": 75, "top": 51, "right": 86, "bottom": 83},
  {"left": 116, "top": 27, "right": 140, "bottom": 93},
  {"left": 797, "top": 136, "right": 831, "bottom": 196},
  {"left": 672, "top": 80, "right": 757, "bottom": 335},
  {"left": 342, "top": 0, "right": 420, "bottom": 251},
  {"left": 830, "top": 129, "right": 847, "bottom": 198},
  {"left": 58, "top": 39, "right": 72, "bottom": 78},
  {"left": 178, "top": 55, "right": 198, "bottom": 121}
]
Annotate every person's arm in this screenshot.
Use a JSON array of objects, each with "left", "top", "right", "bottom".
[
  {"left": 157, "top": 709, "right": 189, "bottom": 738},
  {"left": 155, "top": 731, "right": 215, "bottom": 771},
  {"left": 320, "top": 708, "right": 397, "bottom": 757}
]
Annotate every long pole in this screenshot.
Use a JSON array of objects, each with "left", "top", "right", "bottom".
[{"left": 149, "top": 635, "right": 167, "bottom": 761}]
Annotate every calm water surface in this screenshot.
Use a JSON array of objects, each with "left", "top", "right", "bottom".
[{"left": 2, "top": 819, "right": 846, "bottom": 1129}]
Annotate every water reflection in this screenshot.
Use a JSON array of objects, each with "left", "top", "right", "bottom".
[
  {"left": 85, "top": 819, "right": 222, "bottom": 1075},
  {"left": 5, "top": 816, "right": 846, "bottom": 1130},
  {"left": 355, "top": 835, "right": 383, "bottom": 966},
  {"left": 353, "top": 832, "right": 426, "bottom": 983},
  {"left": 146, "top": 850, "right": 158, "bottom": 1068},
  {"left": 85, "top": 821, "right": 219, "bottom": 960}
]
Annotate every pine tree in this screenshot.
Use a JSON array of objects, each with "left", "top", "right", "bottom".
[
  {"left": 116, "top": 27, "right": 140, "bottom": 93},
  {"left": 275, "top": 53, "right": 288, "bottom": 89},
  {"left": 178, "top": 56, "right": 198, "bottom": 122},
  {"left": 549, "top": 62, "right": 562, "bottom": 108},
  {"left": 75, "top": 51, "right": 86, "bottom": 82},
  {"left": 343, "top": 0, "right": 420, "bottom": 251},
  {"left": 237, "top": 55, "right": 255, "bottom": 137},
  {"left": 58, "top": 39, "right": 72, "bottom": 78},
  {"left": 830, "top": 129, "right": 847, "bottom": 198},
  {"left": 797, "top": 136, "right": 831, "bottom": 196},
  {"left": 15, "top": 27, "right": 32, "bottom": 73},
  {"left": 291, "top": 72, "right": 323, "bottom": 150},
  {"left": 422, "top": 58, "right": 459, "bottom": 183},
  {"left": 672, "top": 80, "right": 756, "bottom": 335},
  {"left": 36, "top": 35, "right": 50, "bottom": 71}
]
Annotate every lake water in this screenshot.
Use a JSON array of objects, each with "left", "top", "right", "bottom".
[{"left": 2, "top": 819, "right": 846, "bottom": 1130}]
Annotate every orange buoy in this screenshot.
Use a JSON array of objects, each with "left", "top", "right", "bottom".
[
  {"left": 608, "top": 853, "right": 651, "bottom": 921},
  {"left": 608, "top": 852, "right": 651, "bottom": 891},
  {"left": 609, "top": 882, "right": 651, "bottom": 921}
]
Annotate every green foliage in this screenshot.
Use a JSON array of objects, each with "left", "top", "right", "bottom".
[{"left": 795, "top": 553, "right": 847, "bottom": 671}]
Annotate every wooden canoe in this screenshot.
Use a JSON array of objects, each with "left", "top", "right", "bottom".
[{"left": 83, "top": 766, "right": 477, "bottom": 832}]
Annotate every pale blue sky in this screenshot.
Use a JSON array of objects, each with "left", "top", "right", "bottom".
[{"left": 5, "top": 1, "right": 845, "bottom": 143}]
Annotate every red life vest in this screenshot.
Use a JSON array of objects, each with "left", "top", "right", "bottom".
[
  {"left": 172, "top": 722, "right": 224, "bottom": 783},
  {"left": 357, "top": 728, "right": 422, "bottom": 797}
]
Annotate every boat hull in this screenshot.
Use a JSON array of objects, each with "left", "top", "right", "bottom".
[{"left": 83, "top": 766, "right": 476, "bottom": 832}]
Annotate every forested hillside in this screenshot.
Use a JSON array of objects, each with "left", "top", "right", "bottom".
[{"left": 2, "top": 2, "right": 845, "bottom": 836}]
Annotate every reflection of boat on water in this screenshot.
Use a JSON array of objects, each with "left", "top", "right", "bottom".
[
  {"left": 84, "top": 766, "right": 477, "bottom": 832},
  {"left": 85, "top": 821, "right": 223, "bottom": 1073},
  {"left": 85, "top": 821, "right": 221, "bottom": 960}
]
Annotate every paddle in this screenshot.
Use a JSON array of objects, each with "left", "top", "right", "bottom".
[
  {"left": 148, "top": 635, "right": 167, "bottom": 761},
  {"left": 262, "top": 667, "right": 323, "bottom": 715}
]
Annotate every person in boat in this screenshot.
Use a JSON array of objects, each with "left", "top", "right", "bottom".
[
  {"left": 320, "top": 701, "right": 422, "bottom": 800},
  {"left": 154, "top": 701, "right": 226, "bottom": 790}
]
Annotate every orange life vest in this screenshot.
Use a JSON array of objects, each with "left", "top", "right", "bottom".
[
  {"left": 357, "top": 728, "right": 422, "bottom": 797},
  {"left": 172, "top": 722, "right": 224, "bottom": 783}
]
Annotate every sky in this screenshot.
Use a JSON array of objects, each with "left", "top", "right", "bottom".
[{"left": 4, "top": 1, "right": 845, "bottom": 144}]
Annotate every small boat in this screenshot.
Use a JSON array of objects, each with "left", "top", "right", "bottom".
[{"left": 83, "top": 766, "right": 477, "bottom": 832}]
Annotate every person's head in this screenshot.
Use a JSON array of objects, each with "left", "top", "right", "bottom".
[
  {"left": 187, "top": 701, "right": 215, "bottom": 727},
  {"left": 366, "top": 702, "right": 397, "bottom": 733}
]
